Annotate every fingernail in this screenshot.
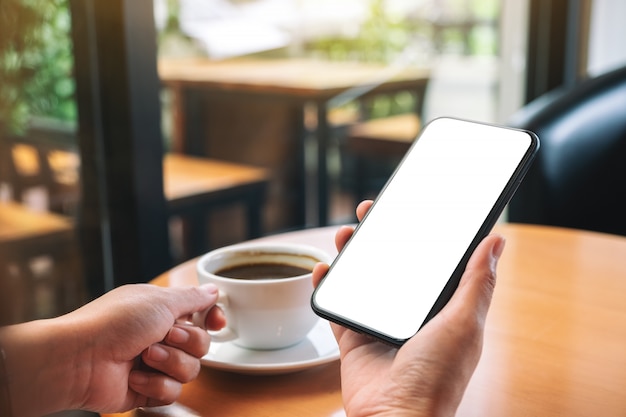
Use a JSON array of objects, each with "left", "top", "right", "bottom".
[
  {"left": 200, "top": 283, "right": 219, "bottom": 294},
  {"left": 199, "top": 284, "right": 219, "bottom": 301},
  {"left": 492, "top": 236, "right": 506, "bottom": 260},
  {"left": 148, "top": 344, "right": 169, "bottom": 362},
  {"left": 167, "top": 326, "right": 190, "bottom": 344}
]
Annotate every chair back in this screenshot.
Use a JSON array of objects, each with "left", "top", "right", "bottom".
[
  {"left": 508, "top": 65, "right": 626, "bottom": 236},
  {"left": 0, "top": 130, "right": 80, "bottom": 215}
]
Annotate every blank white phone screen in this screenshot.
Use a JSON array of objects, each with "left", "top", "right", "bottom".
[{"left": 313, "top": 118, "right": 535, "bottom": 341}]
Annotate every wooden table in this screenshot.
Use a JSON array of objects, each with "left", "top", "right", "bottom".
[
  {"left": 159, "top": 58, "right": 430, "bottom": 227},
  {"left": 163, "top": 153, "right": 270, "bottom": 258},
  {"left": 0, "top": 201, "right": 74, "bottom": 245},
  {"left": 0, "top": 201, "right": 82, "bottom": 323},
  {"left": 102, "top": 223, "right": 626, "bottom": 417}
]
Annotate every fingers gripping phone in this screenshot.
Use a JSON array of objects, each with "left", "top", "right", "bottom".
[{"left": 312, "top": 117, "right": 539, "bottom": 346}]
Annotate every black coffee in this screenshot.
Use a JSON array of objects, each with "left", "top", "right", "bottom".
[{"left": 216, "top": 263, "right": 311, "bottom": 280}]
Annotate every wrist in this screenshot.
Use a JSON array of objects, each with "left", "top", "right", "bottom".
[
  {"left": 364, "top": 407, "right": 453, "bottom": 417},
  {"left": 346, "top": 400, "right": 452, "bottom": 417},
  {"left": 346, "top": 394, "right": 455, "bottom": 417},
  {"left": 0, "top": 318, "right": 85, "bottom": 417}
]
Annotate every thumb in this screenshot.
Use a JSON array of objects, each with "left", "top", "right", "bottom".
[
  {"left": 161, "top": 284, "right": 220, "bottom": 321},
  {"left": 449, "top": 234, "right": 505, "bottom": 321}
]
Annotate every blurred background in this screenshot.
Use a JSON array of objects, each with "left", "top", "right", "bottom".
[{"left": 1, "top": 0, "right": 626, "bottom": 330}]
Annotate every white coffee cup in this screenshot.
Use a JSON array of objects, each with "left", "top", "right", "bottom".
[{"left": 196, "top": 242, "right": 333, "bottom": 350}]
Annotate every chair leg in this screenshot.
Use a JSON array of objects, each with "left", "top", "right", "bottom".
[
  {"left": 354, "top": 156, "right": 368, "bottom": 204},
  {"left": 180, "top": 211, "right": 210, "bottom": 259},
  {"left": 0, "top": 258, "right": 20, "bottom": 325},
  {"left": 53, "top": 243, "right": 86, "bottom": 314},
  {"left": 245, "top": 193, "right": 265, "bottom": 240}
]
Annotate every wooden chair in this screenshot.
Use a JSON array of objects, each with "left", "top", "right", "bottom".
[
  {"left": 164, "top": 153, "right": 270, "bottom": 259},
  {"left": 344, "top": 113, "right": 421, "bottom": 201},
  {"left": 1, "top": 135, "right": 80, "bottom": 215},
  {"left": 0, "top": 201, "right": 85, "bottom": 324},
  {"left": 2, "top": 132, "right": 270, "bottom": 262},
  {"left": 336, "top": 75, "right": 429, "bottom": 204},
  {"left": 346, "top": 113, "right": 421, "bottom": 156}
]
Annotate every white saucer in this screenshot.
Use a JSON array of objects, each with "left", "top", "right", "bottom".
[{"left": 201, "top": 319, "right": 339, "bottom": 375}]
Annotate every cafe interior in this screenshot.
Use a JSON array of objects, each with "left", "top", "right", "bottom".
[{"left": 2, "top": 1, "right": 626, "bottom": 416}]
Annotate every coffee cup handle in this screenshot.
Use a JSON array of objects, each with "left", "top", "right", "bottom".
[{"left": 191, "top": 291, "right": 237, "bottom": 343}]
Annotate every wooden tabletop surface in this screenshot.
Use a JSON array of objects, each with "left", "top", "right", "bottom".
[
  {"left": 0, "top": 201, "right": 73, "bottom": 245},
  {"left": 163, "top": 153, "right": 269, "bottom": 202},
  {"left": 158, "top": 58, "right": 430, "bottom": 99},
  {"left": 102, "top": 223, "right": 626, "bottom": 417},
  {"left": 158, "top": 58, "right": 431, "bottom": 227}
]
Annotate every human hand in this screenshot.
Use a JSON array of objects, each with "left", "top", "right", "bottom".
[
  {"left": 0, "top": 283, "right": 225, "bottom": 417},
  {"left": 312, "top": 200, "right": 505, "bottom": 417},
  {"left": 66, "top": 283, "right": 226, "bottom": 413}
]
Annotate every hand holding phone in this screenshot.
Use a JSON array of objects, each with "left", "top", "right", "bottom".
[
  {"left": 310, "top": 219, "right": 507, "bottom": 417},
  {"left": 312, "top": 117, "right": 539, "bottom": 346}
]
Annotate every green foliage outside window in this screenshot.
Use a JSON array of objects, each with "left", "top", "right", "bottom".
[
  {"left": 304, "top": 0, "right": 499, "bottom": 117},
  {"left": 0, "top": 0, "right": 76, "bottom": 135},
  {"left": 306, "top": 0, "right": 415, "bottom": 64},
  {"left": 306, "top": 0, "right": 499, "bottom": 62}
]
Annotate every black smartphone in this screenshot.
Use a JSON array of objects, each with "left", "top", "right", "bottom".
[{"left": 311, "top": 117, "right": 539, "bottom": 346}]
